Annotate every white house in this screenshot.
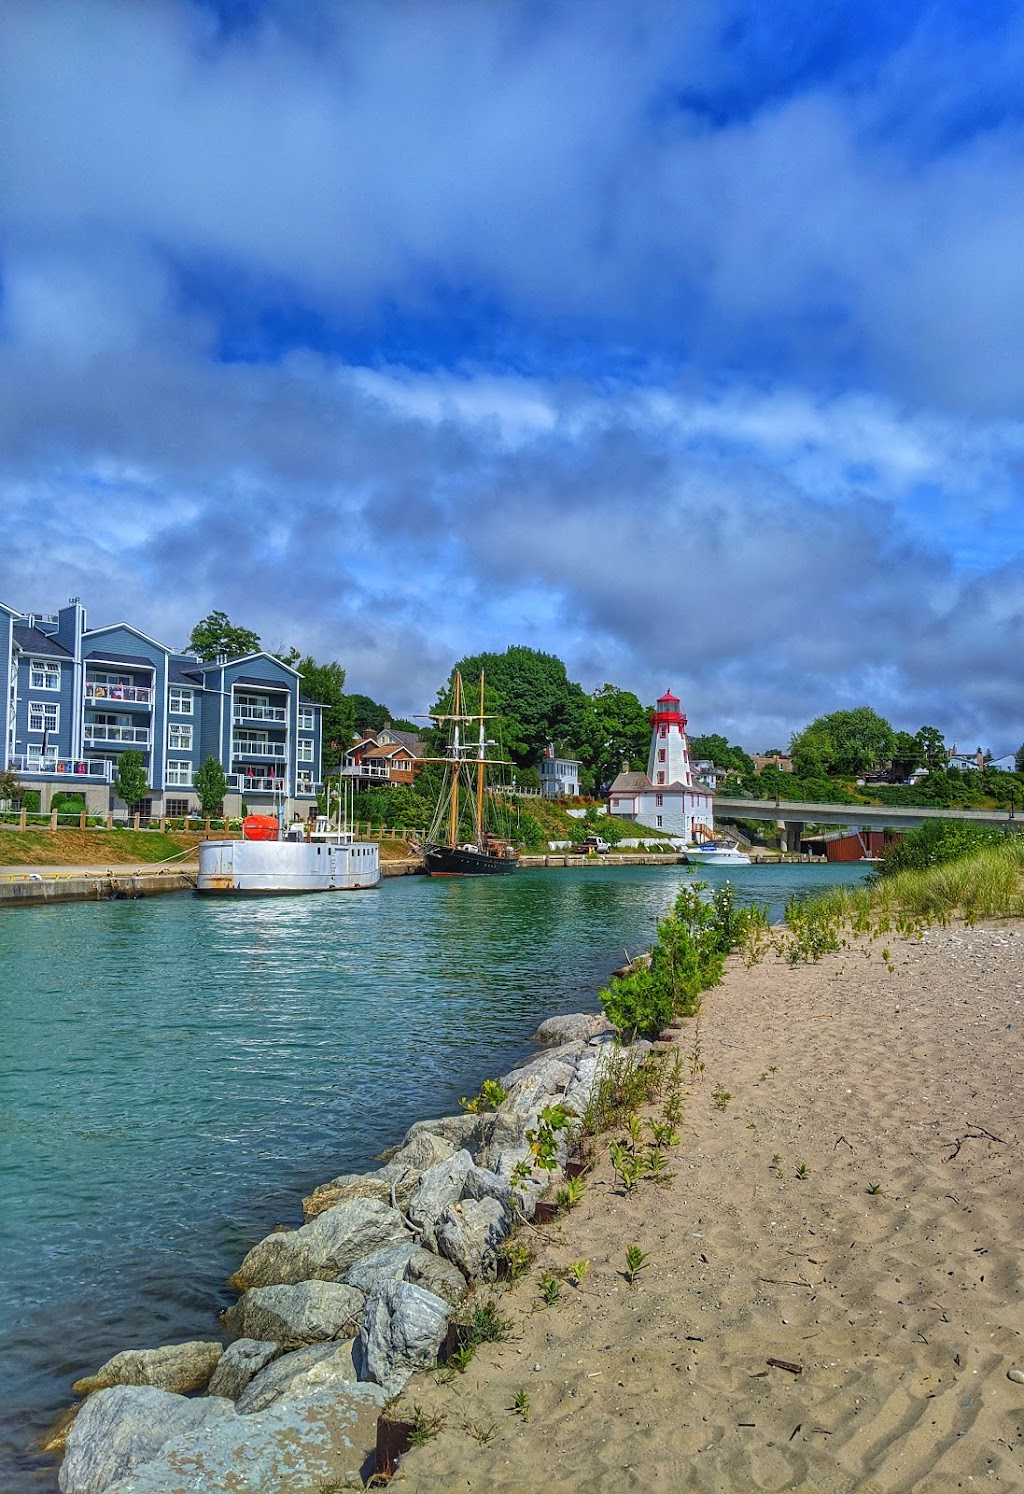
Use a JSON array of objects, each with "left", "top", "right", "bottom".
[
  {"left": 607, "top": 690, "right": 714, "bottom": 841},
  {"left": 539, "top": 743, "right": 580, "bottom": 799}
]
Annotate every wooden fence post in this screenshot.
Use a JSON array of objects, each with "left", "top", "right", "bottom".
[
  {"left": 19, "top": 806, "right": 27, "bottom": 831},
  {"left": 80, "top": 810, "right": 87, "bottom": 830},
  {"left": 50, "top": 807, "right": 58, "bottom": 831},
  {"left": 133, "top": 812, "right": 140, "bottom": 831}
]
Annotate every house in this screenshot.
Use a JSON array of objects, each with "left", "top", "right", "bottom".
[
  {"left": 341, "top": 725, "right": 424, "bottom": 786},
  {"left": 752, "top": 752, "right": 794, "bottom": 774},
  {"left": 607, "top": 690, "right": 714, "bottom": 841},
  {"left": 946, "top": 745, "right": 985, "bottom": 772},
  {"left": 539, "top": 744, "right": 580, "bottom": 799},
  {"left": 1, "top": 597, "right": 323, "bottom": 818}
]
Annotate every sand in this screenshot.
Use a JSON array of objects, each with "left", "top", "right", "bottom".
[{"left": 390, "top": 925, "right": 1024, "bottom": 1493}]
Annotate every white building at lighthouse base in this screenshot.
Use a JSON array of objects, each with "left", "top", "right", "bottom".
[{"left": 607, "top": 688, "right": 714, "bottom": 842}]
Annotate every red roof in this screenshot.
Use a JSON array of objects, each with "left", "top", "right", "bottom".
[{"left": 657, "top": 689, "right": 680, "bottom": 704}]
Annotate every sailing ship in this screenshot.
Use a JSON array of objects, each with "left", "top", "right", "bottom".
[{"left": 422, "top": 670, "right": 519, "bottom": 876}]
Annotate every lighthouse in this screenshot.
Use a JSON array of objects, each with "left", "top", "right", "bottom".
[{"left": 647, "top": 690, "right": 694, "bottom": 789}]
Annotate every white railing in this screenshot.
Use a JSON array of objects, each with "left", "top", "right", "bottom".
[
  {"left": 84, "top": 725, "right": 152, "bottom": 746},
  {"left": 85, "top": 684, "right": 152, "bottom": 705},
  {"left": 232, "top": 739, "right": 287, "bottom": 759},
  {"left": 233, "top": 705, "right": 287, "bottom": 723},
  {"left": 10, "top": 755, "right": 113, "bottom": 781},
  {"left": 226, "top": 774, "right": 287, "bottom": 793},
  {"left": 340, "top": 762, "right": 390, "bottom": 779}
]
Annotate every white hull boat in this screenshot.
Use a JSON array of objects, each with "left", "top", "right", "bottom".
[
  {"left": 684, "top": 839, "right": 751, "bottom": 866},
  {"left": 197, "top": 815, "right": 381, "bottom": 895}
]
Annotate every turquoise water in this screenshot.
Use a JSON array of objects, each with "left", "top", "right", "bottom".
[{"left": 0, "top": 860, "right": 866, "bottom": 1489}]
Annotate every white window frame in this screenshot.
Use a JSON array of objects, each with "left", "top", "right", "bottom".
[
  {"left": 296, "top": 769, "right": 315, "bottom": 793},
  {"left": 30, "top": 660, "right": 61, "bottom": 691},
  {"left": 297, "top": 738, "right": 314, "bottom": 763},
  {"left": 167, "top": 723, "right": 193, "bottom": 751},
  {"left": 298, "top": 706, "right": 314, "bottom": 730},
  {"left": 166, "top": 760, "right": 194, "bottom": 787},
  {"left": 28, "top": 700, "right": 60, "bottom": 734},
  {"left": 169, "top": 686, "right": 194, "bottom": 715}
]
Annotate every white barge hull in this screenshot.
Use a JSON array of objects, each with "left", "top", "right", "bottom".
[{"left": 197, "top": 839, "right": 381, "bottom": 894}]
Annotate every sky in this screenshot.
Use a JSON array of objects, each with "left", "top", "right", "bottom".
[{"left": 2, "top": 0, "right": 1023, "bottom": 755}]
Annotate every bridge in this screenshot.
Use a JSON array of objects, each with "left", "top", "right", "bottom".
[{"left": 713, "top": 796, "right": 1019, "bottom": 851}]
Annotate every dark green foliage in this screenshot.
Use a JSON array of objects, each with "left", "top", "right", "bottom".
[
  {"left": 871, "top": 819, "right": 1008, "bottom": 879},
  {"left": 915, "top": 726, "right": 947, "bottom": 772},
  {"left": 0, "top": 768, "right": 24, "bottom": 803},
  {"left": 790, "top": 706, "right": 895, "bottom": 778},
  {"left": 290, "top": 656, "right": 352, "bottom": 771},
  {"left": 188, "top": 610, "right": 261, "bottom": 661},
  {"left": 438, "top": 647, "right": 588, "bottom": 768},
  {"left": 600, "top": 883, "right": 767, "bottom": 1038},
  {"left": 1016, "top": 742, "right": 1024, "bottom": 775},
  {"left": 578, "top": 684, "right": 652, "bottom": 789},
  {"left": 194, "top": 756, "right": 228, "bottom": 815},
  {"left": 689, "top": 733, "right": 753, "bottom": 775},
  {"left": 50, "top": 792, "right": 86, "bottom": 816},
  {"left": 112, "top": 749, "right": 149, "bottom": 810},
  {"left": 346, "top": 692, "right": 393, "bottom": 735}
]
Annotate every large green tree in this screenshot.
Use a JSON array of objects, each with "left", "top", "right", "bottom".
[
  {"left": 790, "top": 707, "right": 895, "bottom": 778},
  {"left": 688, "top": 733, "right": 754, "bottom": 775},
  {"left": 112, "top": 749, "right": 149, "bottom": 810},
  {"left": 915, "top": 725, "right": 947, "bottom": 773},
  {"left": 194, "top": 756, "right": 228, "bottom": 815},
  {"left": 438, "top": 647, "right": 588, "bottom": 768},
  {"left": 188, "top": 610, "right": 261, "bottom": 661},
  {"left": 889, "top": 730, "right": 924, "bottom": 782},
  {"left": 291, "top": 657, "right": 354, "bottom": 771},
  {"left": 577, "top": 684, "right": 651, "bottom": 790}
]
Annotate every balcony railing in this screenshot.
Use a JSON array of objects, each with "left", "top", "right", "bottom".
[
  {"left": 226, "top": 774, "right": 288, "bottom": 793},
  {"left": 10, "top": 755, "right": 113, "bottom": 782},
  {"left": 232, "top": 740, "right": 287, "bottom": 759},
  {"left": 233, "top": 705, "right": 287, "bottom": 723},
  {"left": 340, "top": 761, "right": 390, "bottom": 779},
  {"left": 85, "top": 683, "right": 152, "bottom": 705},
  {"left": 84, "top": 725, "right": 152, "bottom": 746}
]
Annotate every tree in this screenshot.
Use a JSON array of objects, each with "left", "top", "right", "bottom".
[
  {"left": 289, "top": 656, "right": 353, "bottom": 772},
  {"left": 194, "top": 757, "right": 228, "bottom": 815},
  {"left": 438, "top": 647, "right": 588, "bottom": 768},
  {"left": 1014, "top": 742, "right": 1024, "bottom": 775},
  {"left": 0, "top": 767, "right": 23, "bottom": 804},
  {"left": 889, "top": 730, "right": 924, "bottom": 783},
  {"left": 915, "top": 725, "right": 946, "bottom": 773},
  {"left": 188, "top": 610, "right": 261, "bottom": 661},
  {"left": 790, "top": 707, "right": 895, "bottom": 778},
  {"left": 346, "top": 693, "right": 393, "bottom": 736},
  {"left": 689, "top": 733, "right": 754, "bottom": 775},
  {"left": 577, "top": 684, "right": 651, "bottom": 790},
  {"left": 112, "top": 749, "right": 149, "bottom": 810}
]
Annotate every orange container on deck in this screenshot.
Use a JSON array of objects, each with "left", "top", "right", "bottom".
[{"left": 242, "top": 815, "right": 279, "bottom": 841}]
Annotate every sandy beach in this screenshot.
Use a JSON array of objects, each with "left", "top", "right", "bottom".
[{"left": 390, "top": 924, "right": 1024, "bottom": 1493}]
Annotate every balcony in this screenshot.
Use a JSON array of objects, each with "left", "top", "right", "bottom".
[
  {"left": 232, "top": 739, "right": 287, "bottom": 760},
  {"left": 11, "top": 755, "right": 113, "bottom": 782},
  {"left": 85, "top": 683, "right": 153, "bottom": 706},
  {"left": 340, "top": 761, "right": 390, "bottom": 780},
  {"left": 226, "top": 773, "right": 288, "bottom": 793},
  {"left": 84, "top": 724, "right": 152, "bottom": 747},
  {"left": 233, "top": 704, "right": 287, "bottom": 723}
]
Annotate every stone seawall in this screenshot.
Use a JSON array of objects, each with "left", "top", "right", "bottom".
[{"left": 0, "top": 869, "right": 198, "bottom": 905}]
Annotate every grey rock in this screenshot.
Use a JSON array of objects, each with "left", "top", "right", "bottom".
[
  {"left": 230, "top": 1196, "right": 408, "bottom": 1289},
  {"left": 301, "top": 1172, "right": 393, "bottom": 1221},
  {"left": 381, "top": 1130, "right": 457, "bottom": 1175},
  {"left": 502, "top": 1056, "right": 576, "bottom": 1099},
  {"left": 534, "top": 1013, "right": 608, "bottom": 1045},
  {"left": 562, "top": 1053, "right": 600, "bottom": 1116},
  {"left": 235, "top": 1340, "right": 365, "bottom": 1415},
  {"left": 403, "top": 1248, "right": 470, "bottom": 1306},
  {"left": 434, "top": 1197, "right": 510, "bottom": 1281},
  {"left": 477, "top": 1074, "right": 549, "bottom": 1170},
  {"left": 1008, "top": 1368, "right": 1024, "bottom": 1384},
  {"left": 401, "top": 1112, "right": 494, "bottom": 1154},
  {"left": 222, "top": 1281, "right": 364, "bottom": 1348},
  {"left": 461, "top": 1162, "right": 514, "bottom": 1218},
  {"left": 207, "top": 1340, "right": 280, "bottom": 1401},
  {"left": 406, "top": 1150, "right": 474, "bottom": 1245},
  {"left": 507, "top": 1038, "right": 586, "bottom": 1072},
  {"left": 71, "top": 1341, "right": 224, "bottom": 1399},
  {"left": 103, "top": 1383, "right": 387, "bottom": 1494},
  {"left": 58, "top": 1385, "right": 233, "bottom": 1494},
  {"left": 344, "top": 1240, "right": 419, "bottom": 1294},
  {"left": 357, "top": 1280, "right": 450, "bottom": 1391}
]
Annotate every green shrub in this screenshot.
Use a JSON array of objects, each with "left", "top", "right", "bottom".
[{"left": 872, "top": 819, "right": 1008, "bottom": 880}]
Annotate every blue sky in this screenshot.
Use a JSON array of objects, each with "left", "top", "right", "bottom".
[{"left": 2, "top": 0, "right": 1023, "bottom": 753}]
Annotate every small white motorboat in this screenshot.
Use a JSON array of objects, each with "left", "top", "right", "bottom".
[{"left": 683, "top": 838, "right": 751, "bottom": 866}]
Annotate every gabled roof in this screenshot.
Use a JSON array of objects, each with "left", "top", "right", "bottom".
[
  {"left": 219, "top": 650, "right": 300, "bottom": 677},
  {"left": 84, "top": 622, "right": 170, "bottom": 652},
  {"left": 0, "top": 600, "right": 20, "bottom": 618},
  {"left": 378, "top": 727, "right": 424, "bottom": 754},
  {"left": 232, "top": 674, "right": 291, "bottom": 691},
  {"left": 168, "top": 661, "right": 205, "bottom": 686},
  {"left": 85, "top": 650, "right": 157, "bottom": 668},
  {"left": 13, "top": 624, "right": 74, "bottom": 658},
  {"left": 609, "top": 770, "right": 652, "bottom": 793}
]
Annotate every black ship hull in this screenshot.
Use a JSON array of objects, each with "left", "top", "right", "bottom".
[{"left": 424, "top": 844, "right": 518, "bottom": 877}]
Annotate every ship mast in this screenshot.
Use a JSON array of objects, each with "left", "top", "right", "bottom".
[
  {"left": 448, "top": 670, "right": 462, "bottom": 849},
  {"left": 475, "top": 670, "right": 486, "bottom": 848}
]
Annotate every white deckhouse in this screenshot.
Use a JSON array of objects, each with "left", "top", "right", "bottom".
[{"left": 607, "top": 690, "right": 714, "bottom": 841}]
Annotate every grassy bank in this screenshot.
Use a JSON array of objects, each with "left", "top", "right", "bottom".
[{"left": 0, "top": 829, "right": 202, "bottom": 866}]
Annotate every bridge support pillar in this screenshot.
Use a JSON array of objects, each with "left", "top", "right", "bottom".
[{"left": 783, "top": 821, "right": 804, "bottom": 853}]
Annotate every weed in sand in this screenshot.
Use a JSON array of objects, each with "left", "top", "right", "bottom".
[
  {"left": 866, "top": 1181, "right": 882, "bottom": 1195},
  {"left": 646, "top": 1147, "right": 672, "bottom": 1182},
  {"left": 466, "top": 1300, "right": 514, "bottom": 1345},
  {"left": 539, "top": 1272, "right": 562, "bottom": 1305},
  {"left": 406, "top": 1405, "right": 446, "bottom": 1446},
  {"left": 795, "top": 1161, "right": 810, "bottom": 1180},
  {"left": 556, "top": 1174, "right": 587, "bottom": 1211},
  {"left": 512, "top": 1388, "right": 531, "bottom": 1422},
  {"left": 462, "top": 1420, "right": 497, "bottom": 1445},
  {"left": 649, "top": 1118, "right": 679, "bottom": 1148},
  {"left": 711, "top": 1083, "right": 732, "bottom": 1110},
  {"left": 624, "top": 1243, "right": 651, "bottom": 1284},
  {"left": 567, "top": 1259, "right": 591, "bottom": 1287},
  {"left": 448, "top": 1345, "right": 476, "bottom": 1374},
  {"left": 498, "top": 1240, "right": 534, "bottom": 1279}
]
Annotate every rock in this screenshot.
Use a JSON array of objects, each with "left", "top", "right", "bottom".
[
  {"left": 381, "top": 1130, "right": 457, "bottom": 1174},
  {"left": 207, "top": 1340, "right": 280, "bottom": 1401},
  {"left": 301, "top": 1173, "right": 394, "bottom": 1222},
  {"left": 406, "top": 1150, "right": 474, "bottom": 1245},
  {"left": 400, "top": 1112, "right": 494, "bottom": 1154},
  {"left": 507, "top": 1038, "right": 586, "bottom": 1073},
  {"left": 222, "top": 1281, "right": 364, "bottom": 1347},
  {"left": 1008, "top": 1368, "right": 1024, "bottom": 1384},
  {"left": 357, "top": 1280, "right": 450, "bottom": 1392},
  {"left": 58, "top": 1385, "right": 233, "bottom": 1494},
  {"left": 344, "top": 1241, "right": 419, "bottom": 1294},
  {"left": 477, "top": 1074, "right": 549, "bottom": 1170},
  {"left": 461, "top": 1162, "right": 514, "bottom": 1218},
  {"left": 403, "top": 1248, "right": 470, "bottom": 1306},
  {"left": 102, "top": 1383, "right": 387, "bottom": 1494},
  {"left": 71, "top": 1341, "right": 224, "bottom": 1399},
  {"left": 235, "top": 1340, "right": 366, "bottom": 1415},
  {"left": 501, "top": 1056, "right": 576, "bottom": 1098},
  {"left": 230, "top": 1197, "right": 408, "bottom": 1290},
  {"left": 562, "top": 1053, "right": 600, "bottom": 1116},
  {"left": 434, "top": 1197, "right": 510, "bottom": 1281},
  {"left": 533, "top": 1013, "right": 608, "bottom": 1045}
]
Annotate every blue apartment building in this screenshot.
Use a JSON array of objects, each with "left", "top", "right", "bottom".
[{"left": 1, "top": 598, "right": 323, "bottom": 818}]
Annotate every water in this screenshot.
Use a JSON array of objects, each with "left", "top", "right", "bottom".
[{"left": 0, "top": 859, "right": 866, "bottom": 1489}]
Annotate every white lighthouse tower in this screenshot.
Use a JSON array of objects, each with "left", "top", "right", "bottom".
[{"left": 647, "top": 690, "right": 694, "bottom": 788}]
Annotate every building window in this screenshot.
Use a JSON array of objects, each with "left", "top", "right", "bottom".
[
  {"left": 658, "top": 749, "right": 666, "bottom": 762},
  {"left": 28, "top": 700, "right": 59, "bottom": 734},
  {"left": 168, "top": 723, "right": 193, "bottom": 751},
  {"left": 298, "top": 706, "right": 314, "bottom": 730},
  {"left": 656, "top": 815, "right": 663, "bottom": 827},
  {"left": 169, "top": 687, "right": 194, "bottom": 715},
  {"left": 166, "top": 760, "right": 193, "bottom": 787},
  {"left": 166, "top": 798, "right": 191, "bottom": 817},
  {"left": 296, "top": 770, "right": 314, "bottom": 793},
  {"left": 655, "top": 793, "right": 663, "bottom": 806},
  {"left": 297, "top": 738, "right": 314, "bottom": 762},
  {"left": 30, "top": 660, "right": 61, "bottom": 690},
  {"left": 656, "top": 770, "right": 665, "bottom": 784}
]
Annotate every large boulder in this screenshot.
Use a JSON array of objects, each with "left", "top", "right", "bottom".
[
  {"left": 357, "top": 1280, "right": 450, "bottom": 1391},
  {"left": 207, "top": 1340, "right": 280, "bottom": 1402},
  {"left": 533, "top": 1013, "right": 609, "bottom": 1046},
  {"left": 405, "top": 1150, "right": 473, "bottom": 1246},
  {"left": 58, "top": 1385, "right": 233, "bottom": 1494},
  {"left": 230, "top": 1197, "right": 408, "bottom": 1290},
  {"left": 398, "top": 1112, "right": 493, "bottom": 1155},
  {"left": 434, "top": 1197, "right": 509, "bottom": 1281},
  {"left": 403, "top": 1248, "right": 470, "bottom": 1306},
  {"left": 562, "top": 1052, "right": 601, "bottom": 1116},
  {"left": 501, "top": 1056, "right": 576, "bottom": 1099},
  {"left": 344, "top": 1240, "right": 419, "bottom": 1294},
  {"left": 461, "top": 1162, "right": 514, "bottom": 1218},
  {"left": 380, "top": 1130, "right": 457, "bottom": 1175},
  {"left": 235, "top": 1340, "right": 366, "bottom": 1415},
  {"left": 101, "top": 1383, "right": 387, "bottom": 1494},
  {"left": 71, "top": 1342, "right": 223, "bottom": 1399},
  {"left": 476, "top": 1074, "right": 550, "bottom": 1171},
  {"left": 222, "top": 1281, "right": 364, "bottom": 1348},
  {"left": 301, "top": 1173, "right": 394, "bottom": 1222}
]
